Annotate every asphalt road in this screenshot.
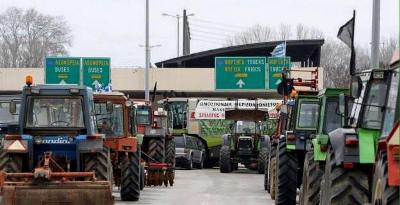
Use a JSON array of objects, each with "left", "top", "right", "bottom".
[{"left": 114, "top": 168, "right": 275, "bottom": 205}]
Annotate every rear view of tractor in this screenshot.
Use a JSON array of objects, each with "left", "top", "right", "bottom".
[
  {"left": 219, "top": 100, "right": 270, "bottom": 173},
  {"left": 133, "top": 101, "right": 175, "bottom": 187},
  {"left": 0, "top": 80, "right": 113, "bottom": 205},
  {"left": 94, "top": 92, "right": 141, "bottom": 201}
]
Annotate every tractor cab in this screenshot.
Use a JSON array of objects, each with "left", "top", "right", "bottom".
[
  {"left": 0, "top": 95, "right": 20, "bottom": 138},
  {"left": 233, "top": 120, "right": 262, "bottom": 155}
]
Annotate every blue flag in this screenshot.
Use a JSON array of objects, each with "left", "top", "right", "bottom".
[{"left": 271, "top": 42, "right": 286, "bottom": 57}]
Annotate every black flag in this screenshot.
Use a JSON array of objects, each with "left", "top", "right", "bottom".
[
  {"left": 337, "top": 10, "right": 356, "bottom": 75},
  {"left": 151, "top": 82, "right": 157, "bottom": 102}
]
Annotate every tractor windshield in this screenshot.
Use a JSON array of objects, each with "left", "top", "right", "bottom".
[
  {"left": 168, "top": 102, "right": 187, "bottom": 129},
  {"left": 323, "top": 99, "right": 342, "bottom": 133},
  {"left": 381, "top": 72, "right": 399, "bottom": 136},
  {"left": 26, "top": 97, "right": 84, "bottom": 128},
  {"left": 0, "top": 102, "right": 19, "bottom": 124},
  {"left": 297, "top": 102, "right": 319, "bottom": 129},
  {"left": 236, "top": 121, "right": 258, "bottom": 135},
  {"left": 361, "top": 79, "right": 388, "bottom": 130},
  {"left": 136, "top": 108, "right": 151, "bottom": 125},
  {"left": 94, "top": 102, "right": 124, "bottom": 137}
]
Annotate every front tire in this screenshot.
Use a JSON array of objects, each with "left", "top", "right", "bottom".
[
  {"left": 120, "top": 151, "right": 141, "bottom": 201},
  {"left": 275, "top": 138, "right": 297, "bottom": 205},
  {"left": 83, "top": 147, "right": 112, "bottom": 181},
  {"left": 0, "top": 149, "right": 23, "bottom": 173},
  {"left": 372, "top": 151, "right": 399, "bottom": 205},
  {"left": 299, "top": 151, "right": 323, "bottom": 205},
  {"left": 320, "top": 145, "right": 369, "bottom": 205},
  {"left": 219, "top": 146, "right": 232, "bottom": 173}
]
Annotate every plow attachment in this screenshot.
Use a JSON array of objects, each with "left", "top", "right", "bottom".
[
  {"left": 0, "top": 172, "right": 113, "bottom": 205},
  {"left": 145, "top": 162, "right": 174, "bottom": 187}
]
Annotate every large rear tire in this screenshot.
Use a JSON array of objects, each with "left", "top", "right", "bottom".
[
  {"left": 83, "top": 147, "right": 112, "bottom": 181},
  {"left": 165, "top": 140, "right": 176, "bottom": 168},
  {"left": 299, "top": 151, "right": 323, "bottom": 205},
  {"left": 140, "top": 164, "right": 145, "bottom": 190},
  {"left": 266, "top": 144, "right": 277, "bottom": 193},
  {"left": 372, "top": 151, "right": 399, "bottom": 205},
  {"left": 0, "top": 149, "right": 23, "bottom": 173},
  {"left": 219, "top": 146, "right": 232, "bottom": 173},
  {"left": 120, "top": 151, "right": 141, "bottom": 201},
  {"left": 258, "top": 147, "right": 269, "bottom": 174},
  {"left": 148, "top": 138, "right": 165, "bottom": 162},
  {"left": 269, "top": 157, "right": 277, "bottom": 199},
  {"left": 320, "top": 145, "right": 369, "bottom": 205},
  {"left": 275, "top": 138, "right": 297, "bottom": 205}
]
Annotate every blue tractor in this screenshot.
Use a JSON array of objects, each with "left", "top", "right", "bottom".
[{"left": 0, "top": 79, "right": 113, "bottom": 205}]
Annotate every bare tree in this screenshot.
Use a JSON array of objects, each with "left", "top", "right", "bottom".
[
  {"left": 277, "top": 23, "right": 292, "bottom": 40},
  {"left": 225, "top": 24, "right": 276, "bottom": 46},
  {"left": 0, "top": 7, "right": 72, "bottom": 68},
  {"left": 379, "top": 37, "right": 397, "bottom": 67}
]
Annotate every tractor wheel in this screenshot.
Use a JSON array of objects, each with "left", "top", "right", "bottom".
[
  {"left": 186, "top": 154, "right": 193, "bottom": 170},
  {"left": 148, "top": 139, "right": 165, "bottom": 162},
  {"left": 83, "top": 147, "right": 112, "bottom": 181},
  {"left": 372, "top": 151, "right": 399, "bottom": 205},
  {"left": 299, "top": 151, "right": 323, "bottom": 205},
  {"left": 258, "top": 147, "right": 269, "bottom": 174},
  {"left": 219, "top": 145, "right": 232, "bottom": 173},
  {"left": 165, "top": 140, "right": 176, "bottom": 168},
  {"left": 275, "top": 138, "right": 297, "bottom": 205},
  {"left": 269, "top": 156, "right": 277, "bottom": 199},
  {"left": 120, "top": 151, "right": 140, "bottom": 201},
  {"left": 320, "top": 145, "right": 369, "bottom": 205},
  {"left": 266, "top": 144, "right": 277, "bottom": 193},
  {"left": 140, "top": 164, "right": 145, "bottom": 190},
  {"left": 0, "top": 149, "right": 23, "bottom": 173}
]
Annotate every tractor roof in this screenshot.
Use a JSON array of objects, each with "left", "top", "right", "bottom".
[
  {"left": 318, "top": 88, "right": 349, "bottom": 97},
  {"left": 94, "top": 92, "right": 127, "bottom": 102}
]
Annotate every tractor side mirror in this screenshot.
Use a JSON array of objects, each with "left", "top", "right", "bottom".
[
  {"left": 9, "top": 100, "right": 17, "bottom": 114},
  {"left": 106, "top": 101, "right": 113, "bottom": 113},
  {"left": 351, "top": 76, "right": 362, "bottom": 99}
]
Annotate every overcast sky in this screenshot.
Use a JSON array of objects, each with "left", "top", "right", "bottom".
[{"left": 1, "top": 0, "right": 398, "bottom": 67}]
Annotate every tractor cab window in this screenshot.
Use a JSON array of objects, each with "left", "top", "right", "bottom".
[
  {"left": 94, "top": 103, "right": 124, "bottom": 137},
  {"left": 381, "top": 72, "right": 399, "bottom": 136},
  {"left": 26, "top": 97, "right": 84, "bottom": 128},
  {"left": 136, "top": 108, "right": 151, "bottom": 125},
  {"left": 361, "top": 79, "right": 388, "bottom": 130},
  {"left": 324, "top": 99, "right": 342, "bottom": 133},
  {"left": 168, "top": 102, "right": 187, "bottom": 129},
  {"left": 0, "top": 102, "right": 19, "bottom": 124},
  {"left": 235, "top": 121, "right": 257, "bottom": 135},
  {"left": 297, "top": 102, "right": 319, "bottom": 129}
]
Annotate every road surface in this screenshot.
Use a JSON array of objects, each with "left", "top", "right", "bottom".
[{"left": 114, "top": 168, "right": 274, "bottom": 205}]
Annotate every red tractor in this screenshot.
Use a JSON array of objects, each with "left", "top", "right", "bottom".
[{"left": 132, "top": 100, "right": 175, "bottom": 187}]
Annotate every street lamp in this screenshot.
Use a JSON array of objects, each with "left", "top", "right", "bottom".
[
  {"left": 162, "top": 12, "right": 194, "bottom": 57},
  {"left": 139, "top": 44, "right": 161, "bottom": 68}
]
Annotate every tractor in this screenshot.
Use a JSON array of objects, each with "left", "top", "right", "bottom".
[
  {"left": 319, "top": 65, "right": 398, "bottom": 204},
  {"left": 93, "top": 92, "right": 141, "bottom": 201},
  {"left": 298, "top": 88, "right": 349, "bottom": 205},
  {"left": 133, "top": 100, "right": 175, "bottom": 187},
  {"left": 0, "top": 78, "right": 113, "bottom": 205},
  {"left": 218, "top": 99, "right": 270, "bottom": 173}
]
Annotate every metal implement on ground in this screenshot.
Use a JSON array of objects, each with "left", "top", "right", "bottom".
[
  {"left": 0, "top": 79, "right": 113, "bottom": 205},
  {"left": 133, "top": 100, "right": 175, "bottom": 187},
  {"left": 94, "top": 92, "right": 141, "bottom": 201}
]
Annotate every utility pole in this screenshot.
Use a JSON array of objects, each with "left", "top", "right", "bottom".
[
  {"left": 371, "top": 0, "right": 380, "bottom": 69},
  {"left": 182, "top": 9, "right": 194, "bottom": 56},
  {"left": 145, "top": 0, "right": 150, "bottom": 101}
]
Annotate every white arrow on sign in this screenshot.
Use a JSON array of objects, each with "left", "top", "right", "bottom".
[
  {"left": 59, "top": 80, "right": 66, "bottom": 84},
  {"left": 236, "top": 79, "right": 245, "bottom": 88},
  {"left": 275, "top": 79, "right": 282, "bottom": 85}
]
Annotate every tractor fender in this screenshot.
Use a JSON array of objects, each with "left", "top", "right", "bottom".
[
  {"left": 328, "top": 128, "right": 357, "bottom": 165},
  {"left": 222, "top": 134, "right": 231, "bottom": 147},
  {"left": 78, "top": 139, "right": 104, "bottom": 153}
]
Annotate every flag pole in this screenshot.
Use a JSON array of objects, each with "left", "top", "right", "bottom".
[{"left": 350, "top": 10, "right": 356, "bottom": 76}]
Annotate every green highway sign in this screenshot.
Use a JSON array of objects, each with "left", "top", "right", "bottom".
[
  {"left": 215, "top": 57, "right": 266, "bottom": 90},
  {"left": 82, "top": 58, "right": 111, "bottom": 90},
  {"left": 267, "top": 57, "right": 291, "bottom": 89},
  {"left": 45, "top": 57, "right": 81, "bottom": 84}
]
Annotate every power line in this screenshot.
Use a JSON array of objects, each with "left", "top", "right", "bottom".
[
  {"left": 191, "top": 38, "right": 223, "bottom": 45},
  {"left": 191, "top": 17, "right": 247, "bottom": 29},
  {"left": 191, "top": 33, "right": 227, "bottom": 42},
  {"left": 191, "top": 28, "right": 231, "bottom": 38},
  {"left": 190, "top": 23, "right": 242, "bottom": 33}
]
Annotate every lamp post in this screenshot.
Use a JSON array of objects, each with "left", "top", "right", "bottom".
[{"left": 162, "top": 12, "right": 194, "bottom": 57}]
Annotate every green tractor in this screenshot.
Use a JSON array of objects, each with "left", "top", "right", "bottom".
[
  {"left": 219, "top": 105, "right": 270, "bottom": 173},
  {"left": 319, "top": 67, "right": 398, "bottom": 204},
  {"left": 298, "top": 88, "right": 349, "bottom": 205},
  {"left": 272, "top": 90, "right": 320, "bottom": 205}
]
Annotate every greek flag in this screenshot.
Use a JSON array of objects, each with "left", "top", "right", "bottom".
[{"left": 271, "top": 42, "right": 286, "bottom": 57}]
